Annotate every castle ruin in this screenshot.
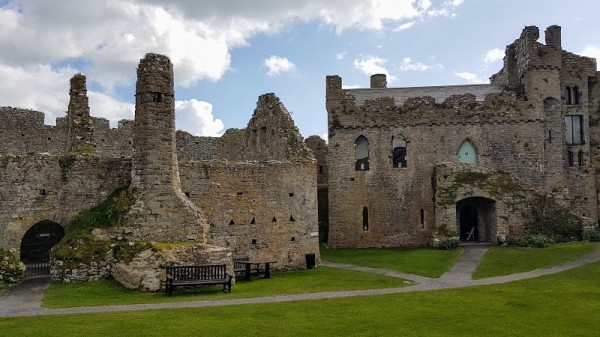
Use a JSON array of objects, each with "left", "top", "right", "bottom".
[
  {"left": 0, "top": 53, "right": 320, "bottom": 285},
  {"left": 325, "top": 25, "right": 600, "bottom": 247}
]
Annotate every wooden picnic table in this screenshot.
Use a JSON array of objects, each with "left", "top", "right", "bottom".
[{"left": 238, "top": 260, "right": 277, "bottom": 281}]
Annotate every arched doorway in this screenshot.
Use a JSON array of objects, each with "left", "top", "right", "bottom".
[
  {"left": 20, "top": 220, "right": 64, "bottom": 277},
  {"left": 456, "top": 197, "right": 496, "bottom": 242}
]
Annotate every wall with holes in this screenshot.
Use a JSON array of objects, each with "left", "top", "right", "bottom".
[{"left": 179, "top": 159, "right": 319, "bottom": 269}]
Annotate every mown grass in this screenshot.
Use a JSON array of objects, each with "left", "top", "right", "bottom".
[
  {"left": 43, "top": 266, "right": 408, "bottom": 308},
  {"left": 2, "top": 261, "right": 600, "bottom": 336},
  {"left": 473, "top": 242, "right": 598, "bottom": 279},
  {"left": 321, "top": 247, "right": 462, "bottom": 277}
]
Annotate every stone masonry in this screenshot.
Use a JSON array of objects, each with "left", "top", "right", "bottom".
[
  {"left": 0, "top": 53, "right": 319, "bottom": 274},
  {"left": 126, "top": 53, "right": 209, "bottom": 243},
  {"left": 325, "top": 25, "right": 600, "bottom": 248}
]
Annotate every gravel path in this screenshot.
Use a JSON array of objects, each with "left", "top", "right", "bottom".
[{"left": 1, "top": 245, "right": 599, "bottom": 318}]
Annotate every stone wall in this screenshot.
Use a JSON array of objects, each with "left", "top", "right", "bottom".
[
  {"left": 180, "top": 159, "right": 320, "bottom": 269},
  {"left": 0, "top": 154, "right": 131, "bottom": 250},
  {"left": 326, "top": 25, "right": 599, "bottom": 248},
  {"left": 126, "top": 53, "right": 209, "bottom": 243},
  {"left": 0, "top": 107, "right": 67, "bottom": 155}
]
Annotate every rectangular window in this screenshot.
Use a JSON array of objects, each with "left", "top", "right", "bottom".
[{"left": 565, "top": 115, "right": 583, "bottom": 145}]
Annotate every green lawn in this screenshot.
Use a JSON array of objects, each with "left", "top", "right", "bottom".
[
  {"left": 321, "top": 247, "right": 462, "bottom": 277},
  {"left": 473, "top": 242, "right": 599, "bottom": 279},
  {"left": 2, "top": 261, "right": 599, "bottom": 336},
  {"left": 43, "top": 266, "right": 408, "bottom": 308}
]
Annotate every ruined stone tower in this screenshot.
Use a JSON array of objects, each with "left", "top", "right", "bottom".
[
  {"left": 66, "top": 74, "right": 95, "bottom": 153},
  {"left": 127, "top": 53, "right": 208, "bottom": 242}
]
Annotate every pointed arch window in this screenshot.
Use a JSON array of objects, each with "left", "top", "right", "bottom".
[
  {"left": 392, "top": 135, "right": 407, "bottom": 168},
  {"left": 355, "top": 136, "right": 369, "bottom": 171},
  {"left": 458, "top": 140, "right": 477, "bottom": 164}
]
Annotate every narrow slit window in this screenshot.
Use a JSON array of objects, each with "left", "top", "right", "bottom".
[
  {"left": 568, "top": 151, "right": 574, "bottom": 167},
  {"left": 362, "top": 207, "right": 369, "bottom": 231},
  {"left": 420, "top": 208, "right": 425, "bottom": 228},
  {"left": 578, "top": 150, "right": 584, "bottom": 166}
]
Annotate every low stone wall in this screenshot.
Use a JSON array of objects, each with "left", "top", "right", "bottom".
[
  {"left": 50, "top": 243, "right": 233, "bottom": 292},
  {"left": 50, "top": 252, "right": 113, "bottom": 283},
  {"left": 112, "top": 244, "right": 233, "bottom": 292}
]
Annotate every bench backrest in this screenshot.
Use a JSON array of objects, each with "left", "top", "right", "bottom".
[
  {"left": 166, "top": 264, "right": 227, "bottom": 281},
  {"left": 233, "top": 257, "right": 249, "bottom": 270}
]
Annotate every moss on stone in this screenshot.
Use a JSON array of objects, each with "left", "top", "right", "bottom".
[
  {"left": 51, "top": 186, "right": 134, "bottom": 268},
  {"left": 0, "top": 154, "right": 14, "bottom": 169},
  {"left": 52, "top": 234, "right": 111, "bottom": 269},
  {"left": 151, "top": 241, "right": 198, "bottom": 250},
  {"left": 436, "top": 170, "right": 526, "bottom": 208},
  {"left": 112, "top": 242, "right": 153, "bottom": 263},
  {"left": 58, "top": 154, "right": 77, "bottom": 182},
  {"left": 71, "top": 143, "right": 96, "bottom": 154},
  {"left": 67, "top": 186, "right": 133, "bottom": 235}
]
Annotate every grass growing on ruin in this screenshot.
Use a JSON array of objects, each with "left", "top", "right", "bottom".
[
  {"left": 151, "top": 241, "right": 198, "bottom": 250},
  {"left": 472, "top": 241, "right": 599, "bottom": 279},
  {"left": 42, "top": 266, "right": 408, "bottom": 308},
  {"left": 3, "top": 261, "right": 600, "bottom": 337},
  {"left": 52, "top": 186, "right": 133, "bottom": 268},
  {"left": 321, "top": 247, "right": 462, "bottom": 277}
]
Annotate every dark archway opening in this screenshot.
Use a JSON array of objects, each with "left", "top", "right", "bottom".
[
  {"left": 20, "top": 220, "right": 64, "bottom": 277},
  {"left": 459, "top": 205, "right": 479, "bottom": 241},
  {"left": 456, "top": 197, "right": 496, "bottom": 242}
]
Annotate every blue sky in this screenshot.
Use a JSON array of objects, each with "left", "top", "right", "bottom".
[{"left": 1, "top": 0, "right": 599, "bottom": 140}]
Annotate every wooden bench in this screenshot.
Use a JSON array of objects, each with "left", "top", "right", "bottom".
[
  {"left": 233, "top": 257, "right": 251, "bottom": 274},
  {"left": 165, "top": 264, "right": 232, "bottom": 296}
]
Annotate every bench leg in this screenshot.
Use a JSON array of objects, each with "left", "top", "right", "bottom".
[{"left": 245, "top": 264, "right": 251, "bottom": 281}]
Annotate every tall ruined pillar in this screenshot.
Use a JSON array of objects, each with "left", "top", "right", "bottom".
[
  {"left": 128, "top": 53, "right": 208, "bottom": 242},
  {"left": 66, "top": 74, "right": 95, "bottom": 153}
]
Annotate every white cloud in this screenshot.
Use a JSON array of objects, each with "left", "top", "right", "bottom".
[
  {"left": 580, "top": 45, "right": 600, "bottom": 70},
  {"left": 353, "top": 56, "right": 397, "bottom": 82},
  {"left": 263, "top": 55, "right": 296, "bottom": 77},
  {"left": 483, "top": 48, "right": 505, "bottom": 64},
  {"left": 336, "top": 52, "right": 347, "bottom": 60},
  {"left": 320, "top": 132, "right": 328, "bottom": 143},
  {"left": 454, "top": 71, "right": 487, "bottom": 84},
  {"left": 175, "top": 99, "right": 225, "bottom": 137},
  {"left": 88, "top": 91, "right": 135, "bottom": 126},
  {"left": 0, "top": 63, "right": 74, "bottom": 124},
  {"left": 342, "top": 84, "right": 363, "bottom": 89},
  {"left": 446, "top": 0, "right": 463, "bottom": 6},
  {"left": 399, "top": 57, "right": 443, "bottom": 71},
  {"left": 0, "top": 0, "right": 465, "bottom": 127},
  {"left": 427, "top": 9, "right": 452, "bottom": 17},
  {"left": 393, "top": 21, "right": 415, "bottom": 32}
]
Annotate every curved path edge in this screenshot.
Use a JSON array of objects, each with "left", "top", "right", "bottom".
[{"left": 1, "top": 246, "right": 599, "bottom": 318}]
